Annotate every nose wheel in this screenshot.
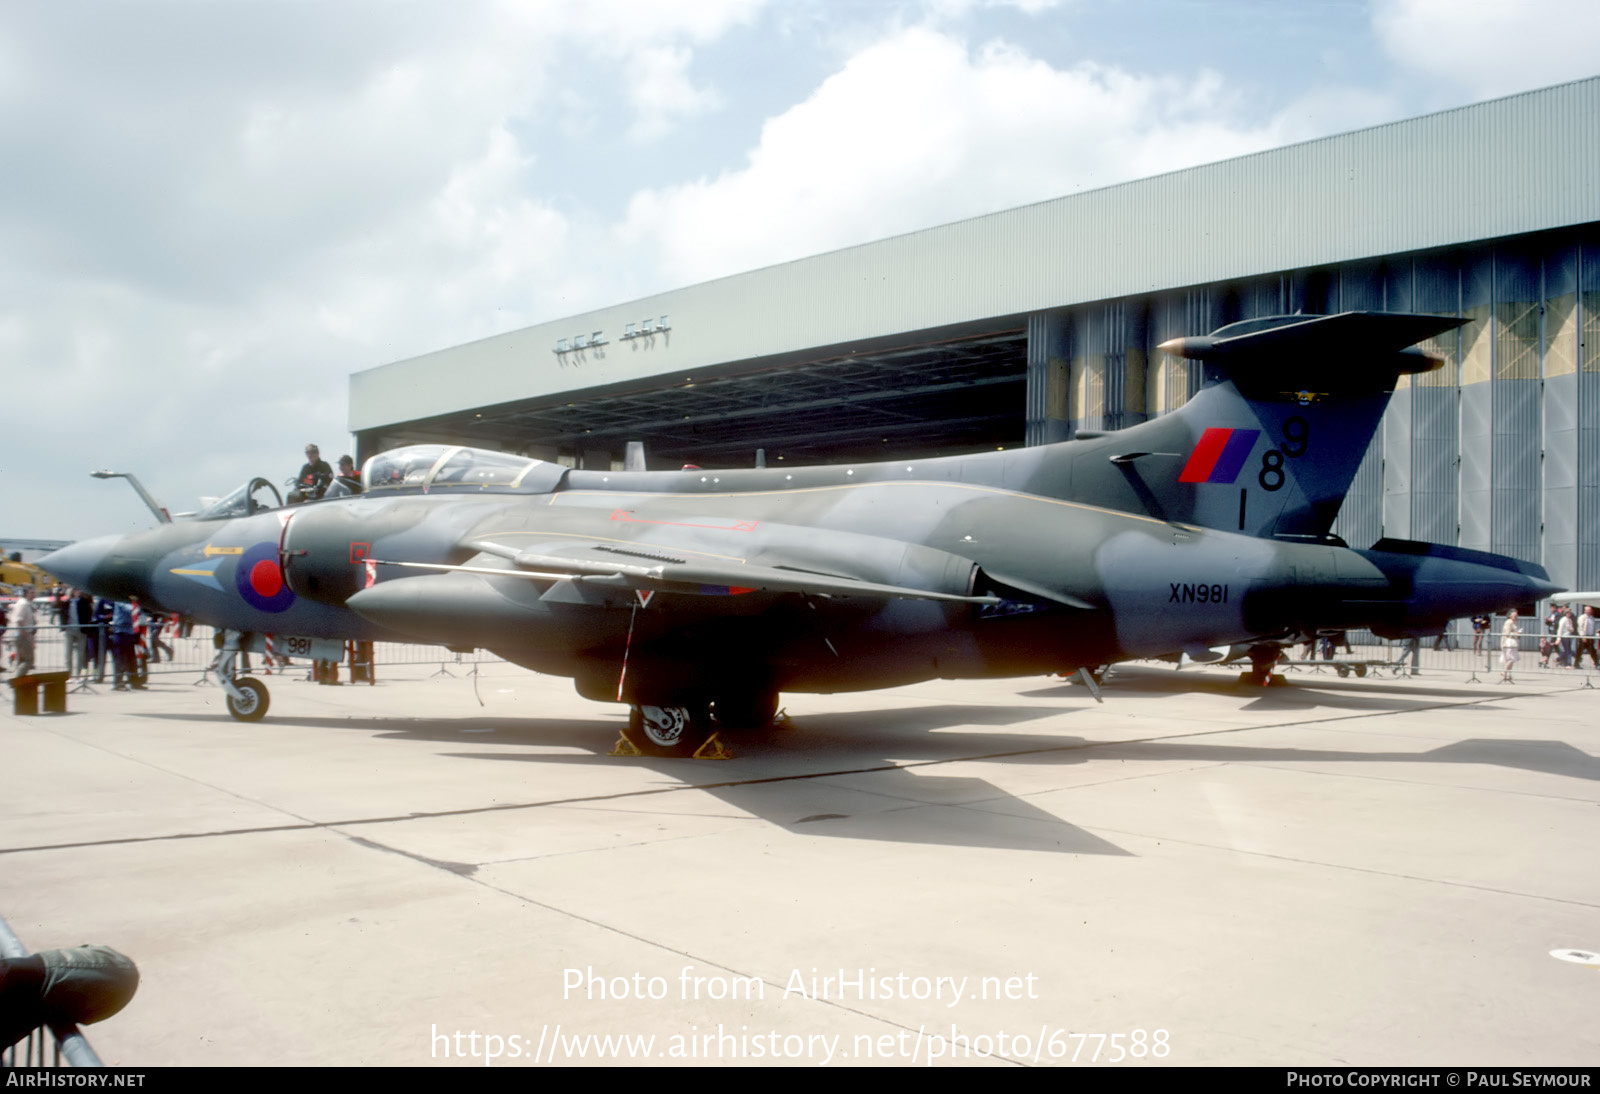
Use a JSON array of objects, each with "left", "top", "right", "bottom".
[
  {"left": 225, "top": 676, "right": 270, "bottom": 722},
  {"left": 214, "top": 632, "right": 270, "bottom": 722}
]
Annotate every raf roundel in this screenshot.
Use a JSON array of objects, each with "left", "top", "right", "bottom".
[{"left": 235, "top": 542, "right": 295, "bottom": 613}]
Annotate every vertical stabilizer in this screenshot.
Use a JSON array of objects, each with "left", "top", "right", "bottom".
[{"left": 1027, "top": 312, "right": 1467, "bottom": 542}]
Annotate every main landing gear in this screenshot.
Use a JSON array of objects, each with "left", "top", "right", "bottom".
[
  {"left": 615, "top": 688, "right": 781, "bottom": 759},
  {"left": 1241, "top": 644, "right": 1288, "bottom": 688},
  {"left": 710, "top": 688, "right": 780, "bottom": 731},
  {"left": 618, "top": 704, "right": 725, "bottom": 759}
]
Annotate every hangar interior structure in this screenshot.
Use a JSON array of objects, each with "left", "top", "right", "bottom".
[{"left": 351, "top": 76, "right": 1600, "bottom": 595}]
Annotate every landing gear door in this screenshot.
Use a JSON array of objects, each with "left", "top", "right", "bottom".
[{"left": 242, "top": 633, "right": 348, "bottom": 662}]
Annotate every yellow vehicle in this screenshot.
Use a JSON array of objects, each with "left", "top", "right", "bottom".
[{"left": 1, "top": 556, "right": 56, "bottom": 594}]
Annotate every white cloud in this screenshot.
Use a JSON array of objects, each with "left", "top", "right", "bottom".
[
  {"left": 0, "top": 1, "right": 760, "bottom": 539},
  {"left": 625, "top": 45, "right": 725, "bottom": 141},
  {"left": 620, "top": 26, "right": 1289, "bottom": 285},
  {"left": 1371, "top": 0, "right": 1600, "bottom": 101},
  {"left": 5, "top": 1, "right": 1504, "bottom": 542},
  {"left": 501, "top": 0, "right": 760, "bottom": 143}
]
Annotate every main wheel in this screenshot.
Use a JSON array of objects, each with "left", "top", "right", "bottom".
[
  {"left": 226, "top": 677, "right": 270, "bottom": 722},
  {"left": 623, "top": 704, "right": 711, "bottom": 757},
  {"left": 712, "top": 689, "right": 779, "bottom": 730}
]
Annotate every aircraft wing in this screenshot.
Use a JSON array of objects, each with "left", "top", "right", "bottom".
[{"left": 373, "top": 537, "right": 1002, "bottom": 605}]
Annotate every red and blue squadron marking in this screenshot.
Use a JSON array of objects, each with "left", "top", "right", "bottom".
[{"left": 1179, "top": 428, "right": 1261, "bottom": 484}]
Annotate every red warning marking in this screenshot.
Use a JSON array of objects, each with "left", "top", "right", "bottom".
[
  {"left": 610, "top": 509, "right": 758, "bottom": 532},
  {"left": 636, "top": 589, "right": 654, "bottom": 608},
  {"left": 350, "top": 542, "right": 372, "bottom": 563},
  {"left": 249, "top": 559, "right": 283, "bottom": 598}
]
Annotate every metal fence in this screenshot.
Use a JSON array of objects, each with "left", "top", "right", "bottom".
[
  {"left": 0, "top": 918, "right": 103, "bottom": 1068},
  {"left": 1260, "top": 627, "right": 1600, "bottom": 687},
  {"left": 5, "top": 621, "right": 1595, "bottom": 691},
  {"left": 3, "top": 621, "right": 500, "bottom": 683}
]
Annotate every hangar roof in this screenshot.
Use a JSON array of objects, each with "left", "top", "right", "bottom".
[{"left": 351, "top": 76, "right": 1600, "bottom": 455}]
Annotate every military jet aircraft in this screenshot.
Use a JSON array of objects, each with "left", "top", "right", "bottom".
[{"left": 41, "top": 312, "right": 1560, "bottom": 755}]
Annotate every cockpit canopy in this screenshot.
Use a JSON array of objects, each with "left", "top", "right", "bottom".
[
  {"left": 361, "top": 445, "right": 567, "bottom": 495},
  {"left": 194, "top": 477, "right": 283, "bottom": 520}
]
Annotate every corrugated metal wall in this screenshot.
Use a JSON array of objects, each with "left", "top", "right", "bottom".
[
  {"left": 1025, "top": 311, "right": 1072, "bottom": 446},
  {"left": 1542, "top": 244, "right": 1579, "bottom": 597},
  {"left": 1401, "top": 254, "right": 1463, "bottom": 546},
  {"left": 1493, "top": 246, "right": 1543, "bottom": 567},
  {"left": 1578, "top": 234, "right": 1600, "bottom": 593},
  {"left": 1333, "top": 262, "right": 1385, "bottom": 550}
]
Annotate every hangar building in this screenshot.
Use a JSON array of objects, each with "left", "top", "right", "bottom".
[{"left": 350, "top": 76, "right": 1600, "bottom": 594}]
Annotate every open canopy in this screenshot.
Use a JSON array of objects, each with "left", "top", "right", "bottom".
[{"left": 360, "top": 444, "right": 567, "bottom": 496}]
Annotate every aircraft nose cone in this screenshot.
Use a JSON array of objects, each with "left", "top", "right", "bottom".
[
  {"left": 1532, "top": 577, "right": 1567, "bottom": 603},
  {"left": 37, "top": 534, "right": 124, "bottom": 590}
]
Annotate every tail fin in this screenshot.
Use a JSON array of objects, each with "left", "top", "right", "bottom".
[{"left": 1052, "top": 312, "right": 1466, "bottom": 540}]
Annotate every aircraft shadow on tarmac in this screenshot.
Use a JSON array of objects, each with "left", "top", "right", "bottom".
[
  {"left": 440, "top": 722, "right": 1600, "bottom": 855},
  {"left": 134, "top": 693, "right": 1597, "bottom": 857},
  {"left": 137, "top": 703, "right": 1123, "bottom": 854}
]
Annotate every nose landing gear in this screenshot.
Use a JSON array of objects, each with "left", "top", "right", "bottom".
[
  {"left": 225, "top": 676, "right": 269, "bottom": 721},
  {"left": 213, "top": 631, "right": 271, "bottom": 722}
]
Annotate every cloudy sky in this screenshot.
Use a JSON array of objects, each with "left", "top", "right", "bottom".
[{"left": 5, "top": 0, "right": 1597, "bottom": 543}]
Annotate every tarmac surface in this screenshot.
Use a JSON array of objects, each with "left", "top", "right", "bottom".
[{"left": 3, "top": 656, "right": 1598, "bottom": 1067}]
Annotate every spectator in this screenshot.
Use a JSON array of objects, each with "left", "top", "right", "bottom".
[
  {"left": 129, "top": 599, "right": 150, "bottom": 688},
  {"left": 63, "top": 590, "right": 94, "bottom": 678},
  {"left": 336, "top": 454, "right": 363, "bottom": 494},
  {"left": 144, "top": 609, "right": 173, "bottom": 665},
  {"left": 1575, "top": 605, "right": 1598, "bottom": 671},
  {"left": 1556, "top": 606, "right": 1576, "bottom": 669},
  {"left": 1500, "top": 609, "right": 1523, "bottom": 684},
  {"left": 90, "top": 597, "right": 115, "bottom": 682},
  {"left": 297, "top": 444, "right": 333, "bottom": 500},
  {"left": 5, "top": 589, "right": 35, "bottom": 676},
  {"left": 110, "top": 600, "right": 137, "bottom": 691}
]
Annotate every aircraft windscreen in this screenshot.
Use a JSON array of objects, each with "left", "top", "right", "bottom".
[
  {"left": 196, "top": 477, "right": 283, "bottom": 520},
  {"left": 362, "top": 445, "right": 555, "bottom": 494},
  {"left": 323, "top": 476, "right": 362, "bottom": 500}
]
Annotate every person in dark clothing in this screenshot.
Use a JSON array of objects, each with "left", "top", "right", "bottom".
[
  {"left": 91, "top": 597, "right": 114, "bottom": 682},
  {"left": 110, "top": 600, "right": 137, "bottom": 690},
  {"left": 64, "top": 590, "right": 95, "bottom": 677},
  {"left": 297, "top": 444, "right": 334, "bottom": 500},
  {"left": 1471, "top": 614, "right": 1490, "bottom": 654}
]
